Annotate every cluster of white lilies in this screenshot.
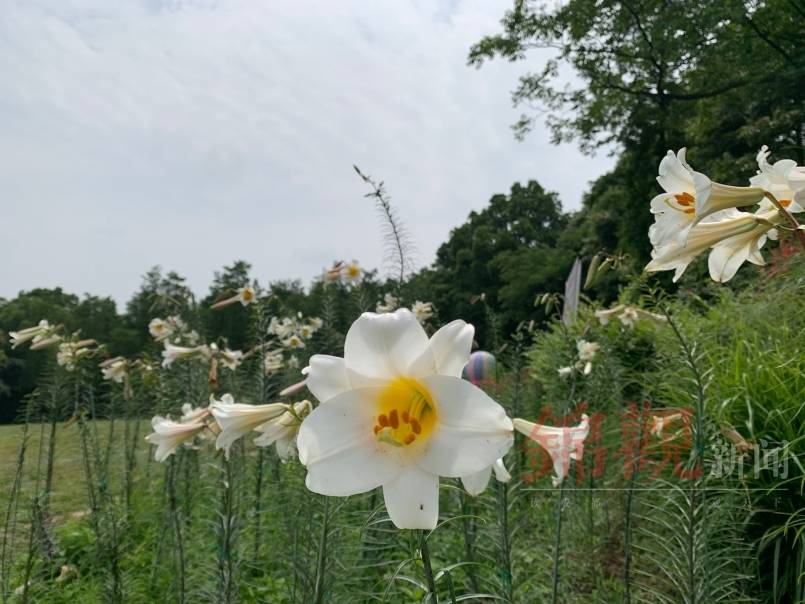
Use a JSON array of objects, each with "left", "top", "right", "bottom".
[
  {"left": 145, "top": 309, "right": 590, "bottom": 530},
  {"left": 645, "top": 145, "right": 804, "bottom": 283}
]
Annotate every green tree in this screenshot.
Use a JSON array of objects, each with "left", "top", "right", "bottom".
[
  {"left": 469, "top": 0, "right": 805, "bottom": 264},
  {"left": 422, "top": 180, "right": 568, "bottom": 343}
]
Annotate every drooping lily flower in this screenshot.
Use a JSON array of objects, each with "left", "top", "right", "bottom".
[
  {"left": 649, "top": 412, "right": 686, "bottom": 439},
  {"left": 263, "top": 350, "right": 284, "bottom": 374},
  {"left": 210, "top": 394, "right": 289, "bottom": 456},
  {"left": 145, "top": 415, "right": 207, "bottom": 462},
  {"left": 645, "top": 211, "right": 760, "bottom": 281},
  {"left": 218, "top": 347, "right": 243, "bottom": 371},
  {"left": 148, "top": 316, "right": 183, "bottom": 342},
  {"left": 8, "top": 320, "right": 53, "bottom": 349},
  {"left": 161, "top": 341, "right": 208, "bottom": 368},
  {"left": 376, "top": 293, "right": 399, "bottom": 313},
  {"left": 514, "top": 414, "right": 590, "bottom": 486},
  {"left": 577, "top": 340, "right": 600, "bottom": 362},
  {"left": 211, "top": 286, "right": 257, "bottom": 310},
  {"left": 254, "top": 400, "right": 313, "bottom": 460},
  {"left": 56, "top": 339, "right": 96, "bottom": 371},
  {"left": 461, "top": 458, "right": 511, "bottom": 496},
  {"left": 297, "top": 309, "right": 513, "bottom": 529},
  {"left": 650, "top": 149, "right": 763, "bottom": 244},
  {"left": 618, "top": 307, "right": 640, "bottom": 328},
  {"left": 750, "top": 145, "right": 805, "bottom": 213},
  {"left": 267, "top": 317, "right": 292, "bottom": 339},
  {"left": 411, "top": 301, "right": 435, "bottom": 324},
  {"left": 100, "top": 357, "right": 127, "bottom": 383},
  {"left": 708, "top": 209, "right": 781, "bottom": 283},
  {"left": 180, "top": 401, "right": 211, "bottom": 423},
  {"left": 557, "top": 366, "right": 574, "bottom": 378},
  {"left": 594, "top": 305, "right": 625, "bottom": 326}
]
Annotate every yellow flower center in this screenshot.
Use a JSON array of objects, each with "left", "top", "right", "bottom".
[
  {"left": 242, "top": 289, "right": 253, "bottom": 301},
  {"left": 373, "top": 377, "right": 437, "bottom": 448}
]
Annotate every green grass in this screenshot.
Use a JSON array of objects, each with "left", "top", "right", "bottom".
[{"left": 0, "top": 419, "right": 150, "bottom": 526}]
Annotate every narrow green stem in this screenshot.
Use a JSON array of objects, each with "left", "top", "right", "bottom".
[
  {"left": 313, "top": 496, "right": 330, "bottom": 604},
  {"left": 420, "top": 530, "right": 438, "bottom": 603}
]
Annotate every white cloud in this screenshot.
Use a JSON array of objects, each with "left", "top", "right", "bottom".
[{"left": 0, "top": 0, "right": 614, "bottom": 305}]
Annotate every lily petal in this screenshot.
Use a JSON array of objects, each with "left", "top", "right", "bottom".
[
  {"left": 417, "top": 375, "right": 513, "bottom": 477},
  {"left": 382, "top": 466, "right": 439, "bottom": 529},
  {"left": 297, "top": 387, "right": 403, "bottom": 496},
  {"left": 344, "top": 309, "right": 430, "bottom": 380}
]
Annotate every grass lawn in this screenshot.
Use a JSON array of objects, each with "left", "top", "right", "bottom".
[{"left": 0, "top": 420, "right": 151, "bottom": 528}]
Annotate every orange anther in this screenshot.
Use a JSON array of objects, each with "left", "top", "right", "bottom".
[
  {"left": 781, "top": 199, "right": 792, "bottom": 207},
  {"left": 378, "top": 414, "right": 389, "bottom": 427},
  {"left": 402, "top": 410, "right": 410, "bottom": 423},
  {"left": 373, "top": 425, "right": 382, "bottom": 435},
  {"left": 404, "top": 434, "right": 416, "bottom": 445},
  {"left": 675, "top": 192, "right": 694, "bottom": 206},
  {"left": 410, "top": 418, "right": 421, "bottom": 434},
  {"left": 683, "top": 208, "right": 695, "bottom": 214},
  {"left": 389, "top": 409, "right": 399, "bottom": 429}
]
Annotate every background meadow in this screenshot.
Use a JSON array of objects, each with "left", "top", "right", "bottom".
[{"left": 1, "top": 0, "right": 804, "bottom": 602}]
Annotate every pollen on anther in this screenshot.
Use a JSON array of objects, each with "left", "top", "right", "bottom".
[
  {"left": 378, "top": 414, "right": 389, "bottom": 427},
  {"left": 402, "top": 410, "right": 410, "bottom": 423},
  {"left": 404, "top": 434, "right": 416, "bottom": 445},
  {"left": 683, "top": 208, "right": 695, "bottom": 215},
  {"left": 373, "top": 425, "right": 382, "bottom": 435},
  {"left": 410, "top": 418, "right": 421, "bottom": 434},
  {"left": 389, "top": 409, "right": 399, "bottom": 429}
]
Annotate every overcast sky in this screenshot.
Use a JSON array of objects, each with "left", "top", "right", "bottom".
[{"left": 0, "top": 0, "right": 614, "bottom": 307}]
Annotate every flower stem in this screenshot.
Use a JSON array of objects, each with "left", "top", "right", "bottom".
[
  {"left": 765, "top": 192, "right": 805, "bottom": 250},
  {"left": 419, "top": 530, "right": 438, "bottom": 603},
  {"left": 312, "top": 496, "right": 330, "bottom": 604}
]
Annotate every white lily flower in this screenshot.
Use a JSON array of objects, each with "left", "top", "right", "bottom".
[
  {"left": 297, "top": 309, "right": 513, "bottom": 529},
  {"left": 254, "top": 400, "right": 313, "bottom": 460},
  {"left": 57, "top": 340, "right": 94, "bottom": 371},
  {"left": 308, "top": 317, "right": 324, "bottom": 332},
  {"left": 594, "top": 305, "right": 624, "bottom": 326},
  {"left": 161, "top": 341, "right": 204, "bottom": 368},
  {"left": 8, "top": 320, "right": 52, "bottom": 349},
  {"left": 411, "top": 301, "right": 435, "bottom": 324},
  {"left": 576, "top": 340, "right": 600, "bottom": 362},
  {"left": 557, "top": 366, "right": 574, "bottom": 378},
  {"left": 211, "top": 286, "right": 256, "bottom": 309},
  {"left": 645, "top": 211, "right": 760, "bottom": 281},
  {"left": 145, "top": 415, "right": 207, "bottom": 462},
  {"left": 268, "top": 317, "right": 296, "bottom": 339},
  {"left": 618, "top": 307, "right": 640, "bottom": 328},
  {"left": 263, "top": 350, "right": 284, "bottom": 374},
  {"left": 376, "top": 293, "right": 399, "bottom": 313},
  {"left": 707, "top": 209, "right": 781, "bottom": 283},
  {"left": 650, "top": 149, "right": 763, "bottom": 244},
  {"left": 514, "top": 415, "right": 590, "bottom": 486},
  {"left": 750, "top": 145, "right": 805, "bottom": 213},
  {"left": 649, "top": 412, "right": 685, "bottom": 439},
  {"left": 210, "top": 394, "right": 288, "bottom": 455},
  {"left": 218, "top": 348, "right": 243, "bottom": 371},
  {"left": 180, "top": 402, "right": 211, "bottom": 423},
  {"left": 100, "top": 357, "right": 127, "bottom": 383},
  {"left": 341, "top": 260, "right": 362, "bottom": 284},
  {"left": 461, "top": 458, "right": 512, "bottom": 496},
  {"left": 283, "top": 334, "right": 305, "bottom": 350},
  {"left": 148, "top": 318, "right": 173, "bottom": 341}
]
